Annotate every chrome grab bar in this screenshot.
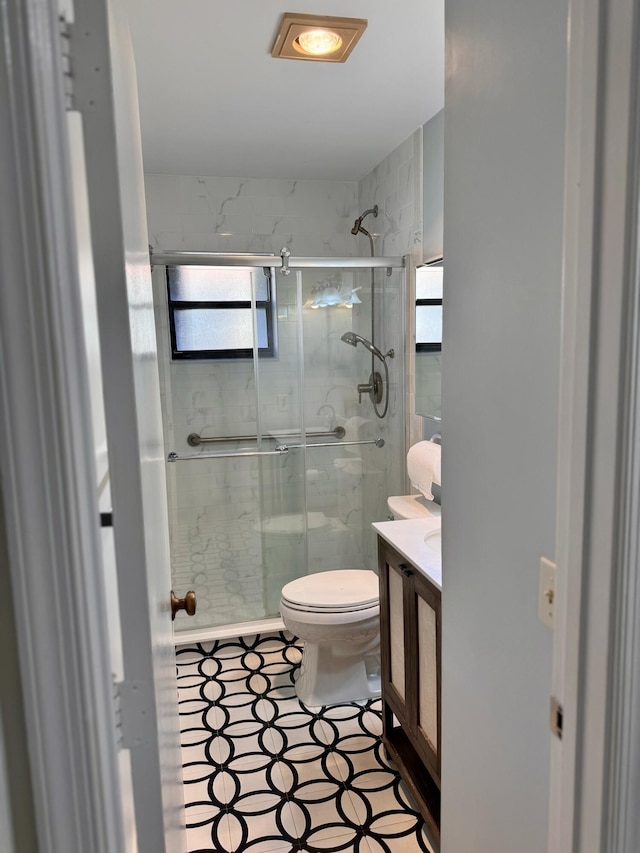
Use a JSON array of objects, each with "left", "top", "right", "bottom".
[
  {"left": 187, "top": 426, "right": 346, "bottom": 447},
  {"left": 167, "top": 437, "right": 384, "bottom": 462}
]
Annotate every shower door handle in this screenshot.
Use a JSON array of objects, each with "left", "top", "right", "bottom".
[{"left": 171, "top": 590, "right": 197, "bottom": 621}]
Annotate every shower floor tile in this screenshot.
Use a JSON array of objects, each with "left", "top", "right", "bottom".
[{"left": 176, "top": 631, "right": 435, "bottom": 853}]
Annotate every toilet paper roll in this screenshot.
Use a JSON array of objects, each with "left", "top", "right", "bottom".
[{"left": 407, "top": 440, "right": 441, "bottom": 501}]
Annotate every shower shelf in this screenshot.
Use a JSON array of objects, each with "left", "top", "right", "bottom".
[{"left": 167, "top": 437, "right": 385, "bottom": 463}]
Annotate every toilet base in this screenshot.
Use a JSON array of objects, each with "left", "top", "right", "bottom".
[{"left": 295, "top": 641, "right": 381, "bottom": 707}]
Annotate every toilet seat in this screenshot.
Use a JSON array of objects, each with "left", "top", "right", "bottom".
[
  {"left": 281, "top": 598, "right": 378, "bottom": 614},
  {"left": 281, "top": 569, "right": 379, "bottom": 613}
]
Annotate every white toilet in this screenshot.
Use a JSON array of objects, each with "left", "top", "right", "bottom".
[{"left": 279, "top": 569, "right": 380, "bottom": 707}]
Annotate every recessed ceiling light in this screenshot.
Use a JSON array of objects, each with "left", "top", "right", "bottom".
[
  {"left": 271, "top": 13, "right": 368, "bottom": 63},
  {"left": 295, "top": 29, "right": 343, "bottom": 56}
]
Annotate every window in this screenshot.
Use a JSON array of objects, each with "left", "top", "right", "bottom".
[
  {"left": 166, "top": 265, "right": 277, "bottom": 360},
  {"left": 415, "top": 261, "right": 443, "bottom": 353}
]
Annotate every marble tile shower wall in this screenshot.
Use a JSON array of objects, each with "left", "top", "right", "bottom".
[
  {"left": 146, "top": 174, "right": 380, "bottom": 628},
  {"left": 145, "top": 175, "right": 359, "bottom": 258},
  {"left": 357, "top": 129, "right": 423, "bottom": 569}
]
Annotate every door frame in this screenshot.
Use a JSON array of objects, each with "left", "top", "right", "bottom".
[
  {"left": 550, "top": 0, "right": 640, "bottom": 849},
  {"left": 0, "top": 1, "right": 125, "bottom": 851},
  {"left": 4, "top": 0, "right": 640, "bottom": 850}
]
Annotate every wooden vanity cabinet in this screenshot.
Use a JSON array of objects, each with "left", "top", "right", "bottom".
[{"left": 378, "top": 538, "right": 441, "bottom": 846}]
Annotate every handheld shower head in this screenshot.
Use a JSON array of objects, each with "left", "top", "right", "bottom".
[
  {"left": 340, "top": 331, "right": 386, "bottom": 362},
  {"left": 350, "top": 205, "right": 379, "bottom": 236}
]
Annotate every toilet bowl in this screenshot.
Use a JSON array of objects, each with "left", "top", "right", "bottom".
[{"left": 280, "top": 569, "right": 381, "bottom": 707}]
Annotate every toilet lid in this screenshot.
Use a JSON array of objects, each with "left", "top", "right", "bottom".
[{"left": 281, "top": 569, "right": 379, "bottom": 613}]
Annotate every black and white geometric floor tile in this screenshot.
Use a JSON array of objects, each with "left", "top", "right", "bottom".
[{"left": 176, "top": 631, "right": 436, "bottom": 853}]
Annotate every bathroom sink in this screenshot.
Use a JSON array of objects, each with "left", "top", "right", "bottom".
[{"left": 423, "top": 527, "right": 442, "bottom": 558}]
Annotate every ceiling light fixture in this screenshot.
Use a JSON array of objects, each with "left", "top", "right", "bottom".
[
  {"left": 272, "top": 13, "right": 368, "bottom": 63},
  {"left": 295, "top": 29, "right": 342, "bottom": 56}
]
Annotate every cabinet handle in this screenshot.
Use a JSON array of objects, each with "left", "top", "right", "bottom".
[{"left": 398, "top": 563, "right": 413, "bottom": 577}]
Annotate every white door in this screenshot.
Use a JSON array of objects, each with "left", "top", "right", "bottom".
[
  {"left": 549, "top": 0, "right": 640, "bottom": 850},
  {"left": 72, "top": 1, "right": 186, "bottom": 850}
]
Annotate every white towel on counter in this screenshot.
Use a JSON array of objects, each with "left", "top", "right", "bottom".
[{"left": 407, "top": 440, "right": 441, "bottom": 501}]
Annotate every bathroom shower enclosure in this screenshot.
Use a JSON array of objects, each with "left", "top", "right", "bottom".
[{"left": 151, "top": 249, "right": 407, "bottom": 639}]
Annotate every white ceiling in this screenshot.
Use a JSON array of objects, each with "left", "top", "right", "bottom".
[{"left": 126, "top": 0, "right": 444, "bottom": 181}]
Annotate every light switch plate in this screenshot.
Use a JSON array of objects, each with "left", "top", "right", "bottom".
[{"left": 538, "top": 557, "right": 556, "bottom": 628}]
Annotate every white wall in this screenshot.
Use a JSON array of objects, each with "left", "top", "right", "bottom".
[
  {"left": 145, "top": 175, "right": 358, "bottom": 258},
  {"left": 441, "top": 0, "right": 567, "bottom": 851},
  {"left": 422, "top": 109, "right": 444, "bottom": 262}
]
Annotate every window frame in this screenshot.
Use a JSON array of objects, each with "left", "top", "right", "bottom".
[
  {"left": 415, "top": 258, "right": 443, "bottom": 354},
  {"left": 166, "top": 264, "right": 278, "bottom": 361}
]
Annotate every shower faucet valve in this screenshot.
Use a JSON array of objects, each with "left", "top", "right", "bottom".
[{"left": 357, "top": 372, "right": 383, "bottom": 405}]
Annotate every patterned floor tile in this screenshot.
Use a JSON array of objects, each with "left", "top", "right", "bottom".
[{"left": 176, "top": 632, "right": 434, "bottom": 853}]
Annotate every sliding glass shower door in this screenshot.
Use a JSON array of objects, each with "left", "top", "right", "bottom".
[{"left": 154, "top": 252, "right": 405, "bottom": 636}]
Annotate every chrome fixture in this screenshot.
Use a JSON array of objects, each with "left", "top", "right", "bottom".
[
  {"left": 340, "top": 330, "right": 395, "bottom": 413},
  {"left": 348, "top": 205, "right": 394, "bottom": 419},
  {"left": 351, "top": 205, "right": 379, "bottom": 237},
  {"left": 168, "top": 448, "right": 289, "bottom": 461},
  {"left": 280, "top": 246, "right": 291, "bottom": 275},
  {"left": 340, "top": 331, "right": 387, "bottom": 363},
  {"left": 187, "top": 426, "right": 346, "bottom": 447},
  {"left": 358, "top": 374, "right": 383, "bottom": 405},
  {"left": 150, "top": 249, "right": 404, "bottom": 271},
  {"left": 167, "top": 437, "right": 385, "bottom": 463}
]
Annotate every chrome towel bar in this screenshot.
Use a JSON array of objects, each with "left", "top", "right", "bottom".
[
  {"left": 168, "top": 447, "right": 289, "bottom": 462},
  {"left": 167, "top": 437, "right": 384, "bottom": 462},
  {"left": 282, "top": 438, "right": 385, "bottom": 451}
]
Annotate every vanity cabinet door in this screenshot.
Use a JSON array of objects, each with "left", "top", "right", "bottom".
[
  {"left": 378, "top": 538, "right": 442, "bottom": 846},
  {"left": 379, "top": 542, "right": 413, "bottom": 724},
  {"left": 411, "top": 570, "right": 441, "bottom": 781}
]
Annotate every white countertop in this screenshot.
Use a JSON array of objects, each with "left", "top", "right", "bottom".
[{"left": 372, "top": 518, "right": 442, "bottom": 590}]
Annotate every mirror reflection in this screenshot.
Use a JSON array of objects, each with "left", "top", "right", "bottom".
[{"left": 416, "top": 260, "right": 443, "bottom": 419}]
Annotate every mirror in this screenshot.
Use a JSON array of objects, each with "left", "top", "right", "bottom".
[{"left": 415, "top": 259, "right": 443, "bottom": 419}]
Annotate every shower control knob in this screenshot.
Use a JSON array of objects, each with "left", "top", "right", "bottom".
[
  {"left": 357, "top": 382, "right": 373, "bottom": 403},
  {"left": 171, "top": 590, "right": 197, "bottom": 621}
]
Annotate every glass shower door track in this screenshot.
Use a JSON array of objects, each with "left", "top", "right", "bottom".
[{"left": 151, "top": 249, "right": 405, "bottom": 271}]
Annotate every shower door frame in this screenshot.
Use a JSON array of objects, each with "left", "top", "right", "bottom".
[{"left": 153, "top": 251, "right": 407, "bottom": 644}]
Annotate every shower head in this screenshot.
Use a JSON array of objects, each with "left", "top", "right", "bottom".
[
  {"left": 350, "top": 205, "right": 379, "bottom": 236},
  {"left": 340, "top": 331, "right": 386, "bottom": 362}
]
